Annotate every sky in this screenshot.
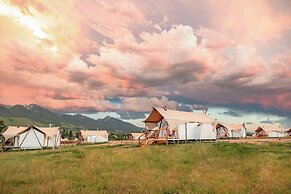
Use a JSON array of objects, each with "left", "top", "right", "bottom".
[{"left": 0, "top": 0, "right": 290, "bottom": 128}]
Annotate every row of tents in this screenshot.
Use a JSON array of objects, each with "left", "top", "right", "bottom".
[
  {"left": 138, "top": 107, "right": 291, "bottom": 146},
  {"left": 1, "top": 107, "right": 290, "bottom": 149},
  {"left": 1, "top": 126, "right": 109, "bottom": 150}
]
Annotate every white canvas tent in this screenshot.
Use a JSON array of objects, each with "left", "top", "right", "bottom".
[
  {"left": 2, "top": 125, "right": 61, "bottom": 150},
  {"left": 141, "top": 107, "right": 217, "bottom": 146},
  {"left": 80, "top": 130, "right": 108, "bottom": 143}
]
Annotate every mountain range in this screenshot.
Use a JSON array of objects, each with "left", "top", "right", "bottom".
[{"left": 0, "top": 104, "right": 143, "bottom": 133}]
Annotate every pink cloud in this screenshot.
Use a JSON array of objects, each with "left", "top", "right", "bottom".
[
  {"left": 0, "top": 0, "right": 290, "bottom": 114},
  {"left": 207, "top": 0, "right": 291, "bottom": 44}
]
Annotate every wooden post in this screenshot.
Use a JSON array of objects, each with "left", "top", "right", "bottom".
[
  {"left": 166, "top": 128, "right": 168, "bottom": 146},
  {"left": 185, "top": 123, "right": 187, "bottom": 144}
]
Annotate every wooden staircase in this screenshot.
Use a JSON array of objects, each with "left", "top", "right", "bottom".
[{"left": 139, "top": 128, "right": 168, "bottom": 147}]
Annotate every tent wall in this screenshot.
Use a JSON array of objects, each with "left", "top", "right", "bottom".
[
  {"left": 268, "top": 131, "right": 284, "bottom": 138},
  {"left": 45, "top": 132, "right": 61, "bottom": 148},
  {"left": 241, "top": 127, "right": 247, "bottom": 138},
  {"left": 40, "top": 127, "right": 61, "bottom": 148},
  {"left": 176, "top": 123, "right": 216, "bottom": 140},
  {"left": 229, "top": 130, "right": 241, "bottom": 138},
  {"left": 18, "top": 128, "right": 45, "bottom": 149},
  {"left": 85, "top": 135, "right": 108, "bottom": 143}
]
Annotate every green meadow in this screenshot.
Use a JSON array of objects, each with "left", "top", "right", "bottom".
[{"left": 0, "top": 142, "right": 290, "bottom": 194}]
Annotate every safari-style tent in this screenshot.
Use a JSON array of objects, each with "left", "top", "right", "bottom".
[
  {"left": 80, "top": 130, "right": 108, "bottom": 143},
  {"left": 228, "top": 124, "right": 247, "bottom": 138},
  {"left": 216, "top": 123, "right": 247, "bottom": 139},
  {"left": 140, "top": 107, "right": 217, "bottom": 146},
  {"left": 255, "top": 124, "right": 284, "bottom": 138},
  {"left": 1, "top": 125, "right": 61, "bottom": 150}
]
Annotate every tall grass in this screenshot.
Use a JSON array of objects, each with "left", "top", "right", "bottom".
[{"left": 0, "top": 142, "right": 290, "bottom": 193}]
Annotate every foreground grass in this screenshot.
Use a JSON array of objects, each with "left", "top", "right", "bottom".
[{"left": 0, "top": 142, "right": 290, "bottom": 194}]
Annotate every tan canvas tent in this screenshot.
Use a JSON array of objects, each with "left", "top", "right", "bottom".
[
  {"left": 255, "top": 124, "right": 284, "bottom": 138},
  {"left": 227, "top": 124, "right": 247, "bottom": 138},
  {"left": 38, "top": 127, "right": 61, "bottom": 148},
  {"left": 140, "top": 107, "right": 217, "bottom": 146},
  {"left": 144, "top": 107, "right": 215, "bottom": 130},
  {"left": 216, "top": 123, "right": 247, "bottom": 139},
  {"left": 80, "top": 130, "right": 108, "bottom": 143},
  {"left": 1, "top": 125, "right": 61, "bottom": 150}
]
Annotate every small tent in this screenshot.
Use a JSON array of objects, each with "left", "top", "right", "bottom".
[
  {"left": 80, "top": 130, "right": 108, "bottom": 143},
  {"left": 255, "top": 127, "right": 267, "bottom": 137},
  {"left": 142, "top": 107, "right": 216, "bottom": 145},
  {"left": 229, "top": 124, "right": 247, "bottom": 138},
  {"left": 217, "top": 124, "right": 247, "bottom": 139},
  {"left": 255, "top": 124, "right": 284, "bottom": 138}
]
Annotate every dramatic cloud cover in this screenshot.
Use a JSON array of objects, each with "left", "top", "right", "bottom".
[{"left": 0, "top": 0, "right": 290, "bottom": 126}]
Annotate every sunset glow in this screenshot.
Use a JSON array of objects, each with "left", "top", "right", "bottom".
[{"left": 0, "top": 0, "right": 290, "bottom": 126}]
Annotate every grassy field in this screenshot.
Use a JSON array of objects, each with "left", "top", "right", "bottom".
[{"left": 0, "top": 142, "right": 290, "bottom": 194}]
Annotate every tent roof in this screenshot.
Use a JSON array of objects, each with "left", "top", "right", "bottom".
[
  {"left": 1, "top": 126, "right": 28, "bottom": 140},
  {"left": 144, "top": 107, "right": 215, "bottom": 130},
  {"left": 80, "top": 130, "right": 108, "bottom": 139},
  {"left": 224, "top": 124, "right": 244, "bottom": 131},
  {"left": 1, "top": 125, "right": 60, "bottom": 140},
  {"left": 37, "top": 127, "right": 60, "bottom": 138}
]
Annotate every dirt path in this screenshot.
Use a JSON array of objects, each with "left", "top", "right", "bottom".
[{"left": 220, "top": 138, "right": 291, "bottom": 145}]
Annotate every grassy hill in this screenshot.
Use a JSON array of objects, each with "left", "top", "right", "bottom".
[
  {"left": 0, "top": 142, "right": 290, "bottom": 193},
  {"left": 0, "top": 116, "right": 44, "bottom": 127},
  {"left": 0, "top": 104, "right": 143, "bottom": 132}
]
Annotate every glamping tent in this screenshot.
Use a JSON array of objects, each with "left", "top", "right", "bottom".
[
  {"left": 228, "top": 124, "right": 247, "bottom": 138},
  {"left": 216, "top": 124, "right": 247, "bottom": 139},
  {"left": 80, "top": 130, "right": 108, "bottom": 143},
  {"left": 255, "top": 124, "right": 284, "bottom": 138},
  {"left": 129, "top": 133, "right": 144, "bottom": 141},
  {"left": 140, "top": 107, "right": 216, "bottom": 146},
  {"left": 1, "top": 125, "right": 61, "bottom": 150},
  {"left": 38, "top": 127, "right": 61, "bottom": 148}
]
